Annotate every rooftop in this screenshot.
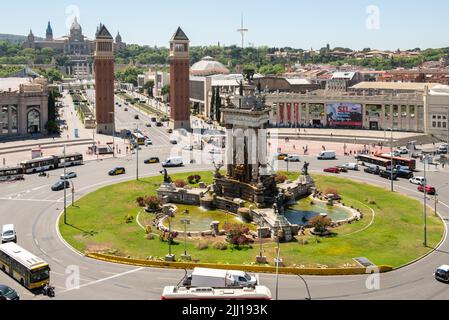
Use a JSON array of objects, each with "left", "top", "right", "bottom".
[
  {"left": 0, "top": 77, "right": 32, "bottom": 92},
  {"left": 351, "top": 81, "right": 440, "bottom": 91}
]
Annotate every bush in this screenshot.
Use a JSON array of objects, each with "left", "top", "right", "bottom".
[
  {"left": 223, "top": 222, "right": 253, "bottom": 246},
  {"left": 188, "top": 175, "right": 196, "bottom": 184},
  {"left": 145, "top": 225, "right": 152, "bottom": 235},
  {"left": 144, "top": 196, "right": 161, "bottom": 212},
  {"left": 196, "top": 241, "right": 209, "bottom": 250},
  {"left": 124, "top": 214, "right": 134, "bottom": 224},
  {"left": 145, "top": 233, "right": 155, "bottom": 240},
  {"left": 275, "top": 174, "right": 288, "bottom": 184},
  {"left": 175, "top": 179, "right": 187, "bottom": 188},
  {"left": 213, "top": 242, "right": 228, "bottom": 250},
  {"left": 136, "top": 196, "right": 145, "bottom": 207},
  {"left": 325, "top": 188, "right": 340, "bottom": 197},
  {"left": 309, "top": 216, "right": 332, "bottom": 233}
]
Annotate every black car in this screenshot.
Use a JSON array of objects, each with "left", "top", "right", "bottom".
[
  {"left": 435, "top": 265, "right": 449, "bottom": 283},
  {"left": 379, "top": 170, "right": 398, "bottom": 180},
  {"left": 0, "top": 285, "right": 20, "bottom": 300},
  {"left": 51, "top": 180, "right": 70, "bottom": 191},
  {"left": 156, "top": 122, "right": 163, "bottom": 127},
  {"left": 146, "top": 123, "right": 152, "bottom": 128},
  {"left": 364, "top": 165, "right": 381, "bottom": 175},
  {"left": 151, "top": 117, "right": 157, "bottom": 122},
  {"left": 134, "top": 115, "right": 139, "bottom": 120}
]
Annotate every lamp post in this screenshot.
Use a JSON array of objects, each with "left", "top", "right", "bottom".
[
  {"left": 109, "top": 111, "right": 116, "bottom": 158},
  {"left": 423, "top": 155, "right": 429, "bottom": 247},
  {"left": 63, "top": 144, "right": 67, "bottom": 225},
  {"left": 274, "top": 221, "right": 282, "bottom": 301},
  {"left": 181, "top": 217, "right": 191, "bottom": 261},
  {"left": 135, "top": 123, "right": 140, "bottom": 181}
]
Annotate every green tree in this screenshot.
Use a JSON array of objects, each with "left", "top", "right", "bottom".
[
  {"left": 161, "top": 84, "right": 170, "bottom": 102},
  {"left": 143, "top": 80, "right": 155, "bottom": 97}
]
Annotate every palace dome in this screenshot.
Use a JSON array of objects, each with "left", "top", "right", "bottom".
[
  {"left": 70, "top": 17, "right": 82, "bottom": 31},
  {"left": 191, "top": 56, "right": 230, "bottom": 76}
]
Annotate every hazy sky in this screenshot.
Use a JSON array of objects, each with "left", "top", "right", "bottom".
[{"left": 3, "top": 0, "right": 448, "bottom": 50}]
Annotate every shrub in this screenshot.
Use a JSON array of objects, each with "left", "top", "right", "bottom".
[
  {"left": 124, "top": 214, "right": 134, "bottom": 224},
  {"left": 187, "top": 175, "right": 196, "bottom": 184},
  {"left": 196, "top": 241, "right": 209, "bottom": 250},
  {"left": 275, "top": 174, "right": 288, "bottom": 184},
  {"left": 309, "top": 216, "right": 332, "bottom": 233},
  {"left": 136, "top": 196, "right": 145, "bottom": 207},
  {"left": 145, "top": 225, "right": 152, "bottom": 235},
  {"left": 175, "top": 179, "right": 187, "bottom": 188},
  {"left": 223, "top": 222, "right": 253, "bottom": 246},
  {"left": 194, "top": 175, "right": 201, "bottom": 183},
  {"left": 325, "top": 188, "right": 340, "bottom": 197},
  {"left": 145, "top": 233, "right": 155, "bottom": 240},
  {"left": 144, "top": 196, "right": 161, "bottom": 212},
  {"left": 213, "top": 242, "right": 228, "bottom": 251}
]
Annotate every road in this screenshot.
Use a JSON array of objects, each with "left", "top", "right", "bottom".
[{"left": 1, "top": 97, "right": 449, "bottom": 300}]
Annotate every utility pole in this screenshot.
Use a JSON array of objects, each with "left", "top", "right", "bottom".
[
  {"left": 423, "top": 156, "right": 428, "bottom": 247},
  {"left": 63, "top": 144, "right": 67, "bottom": 225},
  {"left": 390, "top": 129, "right": 394, "bottom": 192},
  {"left": 136, "top": 123, "right": 139, "bottom": 181},
  {"left": 275, "top": 221, "right": 282, "bottom": 301},
  {"left": 110, "top": 112, "right": 116, "bottom": 158}
]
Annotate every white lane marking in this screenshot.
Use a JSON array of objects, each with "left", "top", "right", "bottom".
[
  {"left": 0, "top": 198, "right": 59, "bottom": 203},
  {"left": 59, "top": 267, "right": 145, "bottom": 293},
  {"left": 32, "top": 185, "right": 48, "bottom": 191}
]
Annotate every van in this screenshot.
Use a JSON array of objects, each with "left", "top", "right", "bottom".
[
  {"left": 162, "top": 157, "right": 183, "bottom": 168},
  {"left": 317, "top": 151, "right": 336, "bottom": 160},
  {"left": 1, "top": 225, "right": 17, "bottom": 244}
]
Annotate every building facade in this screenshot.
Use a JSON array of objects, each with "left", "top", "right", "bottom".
[
  {"left": 169, "top": 27, "right": 191, "bottom": 131},
  {"left": 0, "top": 78, "right": 49, "bottom": 138},
  {"left": 94, "top": 25, "right": 115, "bottom": 135}
]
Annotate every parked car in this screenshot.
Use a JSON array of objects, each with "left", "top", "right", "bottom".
[
  {"left": 340, "top": 163, "right": 359, "bottom": 171},
  {"left": 396, "top": 147, "right": 409, "bottom": 155},
  {"left": 169, "top": 138, "right": 178, "bottom": 145},
  {"left": 364, "top": 165, "right": 381, "bottom": 175},
  {"left": 410, "top": 176, "right": 426, "bottom": 185},
  {"left": 51, "top": 180, "right": 70, "bottom": 191},
  {"left": 285, "top": 155, "right": 301, "bottom": 162},
  {"left": 418, "top": 184, "right": 436, "bottom": 195},
  {"left": 151, "top": 117, "right": 157, "bottom": 122},
  {"left": 124, "top": 108, "right": 128, "bottom": 112},
  {"left": 435, "top": 265, "right": 449, "bottom": 283},
  {"left": 323, "top": 167, "right": 340, "bottom": 174},
  {"left": 144, "top": 157, "right": 160, "bottom": 164},
  {"left": 109, "top": 167, "right": 126, "bottom": 176},
  {"left": 167, "top": 128, "right": 173, "bottom": 134},
  {"left": 60, "top": 172, "right": 77, "bottom": 180},
  {"left": 0, "top": 285, "right": 19, "bottom": 300},
  {"left": 145, "top": 123, "right": 152, "bottom": 128},
  {"left": 1, "top": 224, "right": 17, "bottom": 244}
]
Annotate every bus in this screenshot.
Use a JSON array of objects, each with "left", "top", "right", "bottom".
[
  {"left": 0, "top": 167, "right": 24, "bottom": 182},
  {"left": 57, "top": 153, "right": 84, "bottom": 167},
  {"left": 161, "top": 286, "right": 272, "bottom": 300},
  {"left": 375, "top": 153, "right": 416, "bottom": 171},
  {"left": 20, "top": 156, "right": 58, "bottom": 174},
  {"left": 356, "top": 155, "right": 392, "bottom": 168},
  {"left": 132, "top": 132, "right": 146, "bottom": 146},
  {"left": 0, "top": 242, "right": 51, "bottom": 290}
]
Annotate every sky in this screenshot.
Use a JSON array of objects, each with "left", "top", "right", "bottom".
[{"left": 2, "top": 0, "right": 449, "bottom": 50}]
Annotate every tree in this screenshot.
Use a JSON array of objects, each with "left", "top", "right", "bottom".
[
  {"left": 161, "top": 84, "right": 170, "bottom": 102},
  {"left": 143, "top": 80, "right": 154, "bottom": 97},
  {"left": 309, "top": 216, "right": 332, "bottom": 234},
  {"left": 38, "top": 68, "right": 63, "bottom": 83},
  {"left": 115, "top": 66, "right": 145, "bottom": 86},
  {"left": 223, "top": 222, "right": 253, "bottom": 247}
]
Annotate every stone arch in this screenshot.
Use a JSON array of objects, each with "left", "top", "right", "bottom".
[{"left": 27, "top": 108, "right": 41, "bottom": 134}]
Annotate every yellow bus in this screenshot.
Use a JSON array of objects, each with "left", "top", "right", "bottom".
[{"left": 0, "top": 242, "right": 50, "bottom": 290}]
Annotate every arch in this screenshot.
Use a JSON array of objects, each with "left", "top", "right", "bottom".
[
  {"left": 27, "top": 108, "right": 41, "bottom": 134},
  {"left": 1, "top": 105, "right": 8, "bottom": 134}
]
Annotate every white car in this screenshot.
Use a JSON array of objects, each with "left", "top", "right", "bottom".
[
  {"left": 341, "top": 163, "right": 359, "bottom": 171},
  {"left": 182, "top": 145, "right": 193, "bottom": 151},
  {"left": 1, "top": 224, "right": 17, "bottom": 244},
  {"left": 145, "top": 139, "right": 153, "bottom": 146},
  {"left": 209, "top": 148, "right": 223, "bottom": 154},
  {"left": 285, "top": 155, "right": 301, "bottom": 162},
  {"left": 409, "top": 176, "right": 425, "bottom": 185},
  {"left": 396, "top": 148, "right": 409, "bottom": 155},
  {"left": 60, "top": 172, "right": 77, "bottom": 180}
]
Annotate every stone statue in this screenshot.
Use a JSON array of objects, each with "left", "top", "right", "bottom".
[
  {"left": 212, "top": 161, "right": 223, "bottom": 178},
  {"left": 160, "top": 169, "right": 172, "bottom": 184},
  {"left": 302, "top": 161, "right": 310, "bottom": 176},
  {"left": 274, "top": 190, "right": 285, "bottom": 215}
]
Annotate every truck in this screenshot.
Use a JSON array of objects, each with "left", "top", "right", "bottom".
[
  {"left": 184, "top": 268, "right": 258, "bottom": 288},
  {"left": 386, "top": 165, "right": 413, "bottom": 179}
]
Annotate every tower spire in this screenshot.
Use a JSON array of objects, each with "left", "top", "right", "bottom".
[{"left": 237, "top": 14, "right": 248, "bottom": 49}]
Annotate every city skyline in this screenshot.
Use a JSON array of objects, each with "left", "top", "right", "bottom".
[{"left": 1, "top": 0, "right": 449, "bottom": 50}]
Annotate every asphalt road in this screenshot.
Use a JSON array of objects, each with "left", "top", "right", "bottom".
[{"left": 1, "top": 99, "right": 449, "bottom": 300}]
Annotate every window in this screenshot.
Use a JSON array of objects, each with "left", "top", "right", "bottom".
[{"left": 433, "top": 122, "right": 437, "bottom": 128}]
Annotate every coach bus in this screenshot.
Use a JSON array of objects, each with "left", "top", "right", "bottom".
[
  {"left": 375, "top": 153, "right": 416, "bottom": 171},
  {"left": 0, "top": 167, "right": 24, "bottom": 182},
  {"left": 0, "top": 242, "right": 51, "bottom": 290},
  {"left": 355, "top": 155, "right": 392, "bottom": 168},
  {"left": 161, "top": 286, "right": 272, "bottom": 300}
]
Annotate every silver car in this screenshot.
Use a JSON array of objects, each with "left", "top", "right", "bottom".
[{"left": 60, "top": 172, "right": 77, "bottom": 180}]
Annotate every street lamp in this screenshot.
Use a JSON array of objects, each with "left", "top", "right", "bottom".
[
  {"left": 109, "top": 111, "right": 116, "bottom": 158},
  {"left": 423, "top": 155, "right": 429, "bottom": 247},
  {"left": 135, "top": 123, "right": 140, "bottom": 181},
  {"left": 274, "top": 221, "right": 282, "bottom": 301},
  {"left": 63, "top": 144, "right": 67, "bottom": 225},
  {"left": 181, "top": 216, "right": 191, "bottom": 261}
]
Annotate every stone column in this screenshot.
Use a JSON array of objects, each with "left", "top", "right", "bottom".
[
  {"left": 390, "top": 105, "right": 394, "bottom": 129},
  {"left": 305, "top": 103, "right": 310, "bottom": 125},
  {"left": 415, "top": 106, "right": 420, "bottom": 132},
  {"left": 18, "top": 98, "right": 27, "bottom": 135},
  {"left": 380, "top": 105, "right": 385, "bottom": 130},
  {"left": 406, "top": 105, "right": 411, "bottom": 131},
  {"left": 225, "top": 125, "right": 234, "bottom": 171},
  {"left": 398, "top": 106, "right": 403, "bottom": 130},
  {"left": 7, "top": 105, "right": 12, "bottom": 135}
]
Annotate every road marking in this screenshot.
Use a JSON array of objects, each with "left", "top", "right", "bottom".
[
  {"left": 58, "top": 267, "right": 145, "bottom": 294},
  {"left": 0, "top": 198, "right": 59, "bottom": 203}
]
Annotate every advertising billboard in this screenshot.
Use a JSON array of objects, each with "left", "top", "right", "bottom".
[{"left": 326, "top": 103, "right": 363, "bottom": 128}]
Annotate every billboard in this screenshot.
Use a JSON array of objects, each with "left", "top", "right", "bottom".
[{"left": 326, "top": 103, "right": 363, "bottom": 128}]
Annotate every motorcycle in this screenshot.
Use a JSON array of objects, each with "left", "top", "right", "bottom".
[
  {"left": 38, "top": 172, "right": 48, "bottom": 177},
  {"left": 42, "top": 284, "right": 55, "bottom": 298}
]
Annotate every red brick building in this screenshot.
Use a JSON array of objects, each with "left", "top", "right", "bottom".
[
  {"left": 169, "top": 27, "right": 191, "bottom": 131},
  {"left": 94, "top": 24, "right": 115, "bottom": 134}
]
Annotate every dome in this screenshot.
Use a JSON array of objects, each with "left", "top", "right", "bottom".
[
  {"left": 430, "top": 84, "right": 449, "bottom": 96},
  {"left": 70, "top": 17, "right": 81, "bottom": 31},
  {"left": 191, "top": 56, "right": 230, "bottom": 76}
]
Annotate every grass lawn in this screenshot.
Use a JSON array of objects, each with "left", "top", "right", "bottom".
[{"left": 59, "top": 171, "right": 444, "bottom": 268}]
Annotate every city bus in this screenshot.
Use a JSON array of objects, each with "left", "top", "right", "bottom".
[
  {"left": 57, "top": 153, "right": 84, "bottom": 167},
  {"left": 20, "top": 156, "right": 59, "bottom": 174},
  {"left": 355, "top": 155, "right": 392, "bottom": 168},
  {"left": 0, "top": 242, "right": 51, "bottom": 290},
  {"left": 132, "top": 132, "right": 146, "bottom": 146},
  {"left": 375, "top": 153, "right": 417, "bottom": 171},
  {"left": 0, "top": 167, "right": 24, "bottom": 182},
  {"left": 161, "top": 286, "right": 272, "bottom": 300}
]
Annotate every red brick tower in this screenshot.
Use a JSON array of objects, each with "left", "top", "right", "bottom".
[
  {"left": 169, "top": 27, "right": 191, "bottom": 131},
  {"left": 94, "top": 24, "right": 114, "bottom": 134}
]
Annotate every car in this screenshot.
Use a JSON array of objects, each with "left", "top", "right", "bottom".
[
  {"left": 169, "top": 138, "right": 178, "bottom": 145},
  {"left": 396, "top": 147, "right": 409, "bottom": 155},
  {"left": 51, "top": 180, "right": 70, "bottom": 191},
  {"left": 341, "top": 163, "right": 359, "bottom": 171},
  {"left": 162, "top": 157, "right": 184, "bottom": 168},
  {"left": 285, "top": 155, "right": 301, "bottom": 162},
  {"left": 409, "top": 176, "right": 426, "bottom": 185},
  {"left": 167, "top": 128, "right": 173, "bottom": 134},
  {"left": 0, "top": 285, "right": 19, "bottom": 300},
  {"left": 144, "top": 157, "right": 160, "bottom": 164},
  {"left": 364, "top": 165, "right": 381, "bottom": 175},
  {"left": 1, "top": 224, "right": 17, "bottom": 244},
  {"left": 151, "top": 117, "right": 157, "bottom": 122},
  {"left": 182, "top": 145, "right": 194, "bottom": 151},
  {"left": 418, "top": 184, "right": 436, "bottom": 195},
  {"left": 156, "top": 122, "right": 163, "bottom": 127},
  {"left": 435, "top": 265, "right": 449, "bottom": 283},
  {"left": 336, "top": 166, "right": 348, "bottom": 173},
  {"left": 134, "top": 115, "right": 139, "bottom": 120},
  {"left": 145, "top": 123, "right": 152, "bottom": 128},
  {"left": 317, "top": 151, "right": 337, "bottom": 160},
  {"left": 60, "top": 172, "right": 77, "bottom": 180},
  {"left": 124, "top": 108, "right": 128, "bottom": 112},
  {"left": 109, "top": 167, "right": 126, "bottom": 176},
  {"left": 323, "top": 167, "right": 340, "bottom": 174},
  {"left": 274, "top": 153, "right": 289, "bottom": 161},
  {"left": 379, "top": 170, "right": 398, "bottom": 180},
  {"left": 145, "top": 139, "right": 153, "bottom": 146}
]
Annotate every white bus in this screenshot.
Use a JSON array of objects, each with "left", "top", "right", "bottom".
[
  {"left": 0, "top": 167, "right": 24, "bottom": 182},
  {"left": 57, "top": 153, "right": 84, "bottom": 167},
  {"left": 0, "top": 242, "right": 51, "bottom": 290},
  {"left": 161, "top": 286, "right": 272, "bottom": 300},
  {"left": 20, "top": 156, "right": 58, "bottom": 174}
]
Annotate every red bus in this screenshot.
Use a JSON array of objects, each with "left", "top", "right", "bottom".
[
  {"left": 356, "top": 155, "right": 392, "bottom": 168},
  {"left": 375, "top": 153, "right": 416, "bottom": 171}
]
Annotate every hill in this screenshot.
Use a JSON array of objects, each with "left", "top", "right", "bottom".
[{"left": 0, "top": 33, "right": 44, "bottom": 44}]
